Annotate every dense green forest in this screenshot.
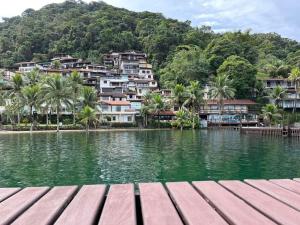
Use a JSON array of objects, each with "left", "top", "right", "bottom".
[{"left": 0, "top": 0, "right": 300, "bottom": 97}]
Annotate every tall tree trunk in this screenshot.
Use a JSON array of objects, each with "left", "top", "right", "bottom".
[
  {"left": 56, "top": 106, "right": 60, "bottom": 132},
  {"left": 46, "top": 113, "right": 49, "bottom": 125},
  {"left": 293, "top": 82, "right": 297, "bottom": 114},
  {"left": 17, "top": 112, "right": 20, "bottom": 126},
  {"left": 72, "top": 104, "right": 76, "bottom": 125},
  {"left": 30, "top": 106, "right": 33, "bottom": 132}
]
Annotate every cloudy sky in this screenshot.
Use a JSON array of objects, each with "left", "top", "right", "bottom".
[{"left": 0, "top": 0, "right": 299, "bottom": 41}]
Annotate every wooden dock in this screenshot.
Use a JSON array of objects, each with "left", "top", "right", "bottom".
[
  {"left": 241, "top": 127, "right": 300, "bottom": 137},
  {"left": 1, "top": 179, "right": 300, "bottom": 225}
]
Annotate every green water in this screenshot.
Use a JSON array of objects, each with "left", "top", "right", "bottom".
[{"left": 0, "top": 130, "right": 300, "bottom": 187}]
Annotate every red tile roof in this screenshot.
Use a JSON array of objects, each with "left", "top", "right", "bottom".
[
  {"left": 101, "top": 100, "right": 131, "bottom": 106},
  {"left": 206, "top": 99, "right": 256, "bottom": 105}
]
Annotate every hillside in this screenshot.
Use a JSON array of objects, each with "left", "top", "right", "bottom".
[{"left": 0, "top": 0, "right": 300, "bottom": 93}]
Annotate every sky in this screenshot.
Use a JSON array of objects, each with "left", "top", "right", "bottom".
[{"left": 0, "top": 0, "right": 299, "bottom": 41}]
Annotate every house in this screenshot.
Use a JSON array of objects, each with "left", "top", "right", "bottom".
[
  {"left": 100, "top": 100, "right": 138, "bottom": 123},
  {"left": 261, "top": 78, "right": 300, "bottom": 110},
  {"left": 16, "top": 62, "right": 38, "bottom": 73},
  {"left": 199, "top": 99, "right": 258, "bottom": 126}
]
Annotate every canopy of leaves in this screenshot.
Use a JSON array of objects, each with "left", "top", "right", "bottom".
[
  {"left": 217, "top": 55, "right": 257, "bottom": 99},
  {"left": 159, "top": 46, "right": 210, "bottom": 87}
]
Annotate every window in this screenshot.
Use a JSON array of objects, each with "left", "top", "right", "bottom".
[
  {"left": 112, "top": 116, "right": 116, "bottom": 121},
  {"left": 116, "top": 106, "right": 121, "bottom": 112},
  {"left": 147, "top": 71, "right": 150, "bottom": 74},
  {"left": 129, "top": 95, "right": 133, "bottom": 99},
  {"left": 104, "top": 80, "right": 108, "bottom": 84},
  {"left": 148, "top": 75, "right": 151, "bottom": 78},
  {"left": 128, "top": 116, "right": 132, "bottom": 122},
  {"left": 152, "top": 82, "right": 156, "bottom": 85},
  {"left": 142, "top": 70, "right": 145, "bottom": 73}
]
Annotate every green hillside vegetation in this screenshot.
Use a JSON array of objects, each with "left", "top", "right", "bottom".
[{"left": 0, "top": 0, "right": 300, "bottom": 95}]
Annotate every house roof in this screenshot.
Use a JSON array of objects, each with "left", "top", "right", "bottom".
[
  {"left": 101, "top": 100, "right": 131, "bottom": 106},
  {"left": 206, "top": 99, "right": 257, "bottom": 105}
]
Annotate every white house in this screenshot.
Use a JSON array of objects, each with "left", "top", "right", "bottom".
[{"left": 100, "top": 100, "right": 138, "bottom": 123}]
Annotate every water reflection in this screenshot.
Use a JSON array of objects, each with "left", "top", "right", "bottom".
[{"left": 0, "top": 130, "right": 300, "bottom": 187}]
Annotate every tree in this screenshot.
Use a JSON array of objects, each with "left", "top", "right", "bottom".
[
  {"left": 173, "top": 109, "right": 190, "bottom": 131},
  {"left": 261, "top": 104, "right": 282, "bottom": 126},
  {"left": 8, "top": 73, "right": 24, "bottom": 125},
  {"left": 21, "top": 85, "right": 41, "bottom": 131},
  {"left": 172, "top": 84, "right": 187, "bottom": 109},
  {"left": 160, "top": 46, "right": 211, "bottom": 88},
  {"left": 217, "top": 55, "right": 257, "bottom": 99},
  {"left": 149, "top": 93, "right": 169, "bottom": 128},
  {"left": 42, "top": 74, "right": 72, "bottom": 132},
  {"left": 81, "top": 86, "right": 98, "bottom": 108},
  {"left": 288, "top": 67, "right": 300, "bottom": 113},
  {"left": 79, "top": 106, "right": 98, "bottom": 131},
  {"left": 268, "top": 85, "right": 287, "bottom": 107},
  {"left": 183, "top": 81, "right": 203, "bottom": 129},
  {"left": 24, "top": 69, "right": 41, "bottom": 86},
  {"left": 68, "top": 71, "right": 83, "bottom": 125},
  {"left": 209, "top": 74, "right": 235, "bottom": 125}
]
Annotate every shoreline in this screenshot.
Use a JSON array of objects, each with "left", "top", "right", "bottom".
[{"left": 0, "top": 128, "right": 173, "bottom": 134}]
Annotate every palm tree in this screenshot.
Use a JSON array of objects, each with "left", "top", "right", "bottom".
[
  {"left": 8, "top": 73, "right": 24, "bottom": 125},
  {"left": 183, "top": 81, "right": 203, "bottom": 129},
  {"left": 24, "top": 68, "right": 41, "bottom": 86},
  {"left": 68, "top": 71, "right": 83, "bottom": 125},
  {"left": 149, "top": 93, "right": 168, "bottom": 128},
  {"left": 209, "top": 74, "right": 235, "bottom": 126},
  {"left": 174, "top": 109, "right": 190, "bottom": 131},
  {"left": 21, "top": 85, "right": 41, "bottom": 131},
  {"left": 42, "top": 74, "right": 72, "bottom": 132},
  {"left": 141, "top": 92, "right": 154, "bottom": 127},
  {"left": 82, "top": 86, "right": 98, "bottom": 108},
  {"left": 172, "top": 84, "right": 187, "bottom": 109},
  {"left": 261, "top": 104, "right": 282, "bottom": 126},
  {"left": 79, "top": 106, "right": 98, "bottom": 131},
  {"left": 268, "top": 85, "right": 287, "bottom": 107},
  {"left": 288, "top": 68, "right": 300, "bottom": 113}
]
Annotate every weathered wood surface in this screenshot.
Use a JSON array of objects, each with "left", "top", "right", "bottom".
[{"left": 1, "top": 179, "right": 300, "bottom": 225}]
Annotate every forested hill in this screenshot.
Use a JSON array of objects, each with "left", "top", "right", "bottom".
[{"left": 1, "top": 0, "right": 300, "bottom": 95}]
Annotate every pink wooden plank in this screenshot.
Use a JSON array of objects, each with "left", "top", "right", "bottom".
[
  {"left": 245, "top": 179, "right": 300, "bottom": 210},
  {"left": 98, "top": 184, "right": 136, "bottom": 225},
  {"left": 139, "top": 183, "right": 183, "bottom": 225},
  {"left": 270, "top": 179, "right": 300, "bottom": 195},
  {"left": 12, "top": 186, "right": 78, "bottom": 225},
  {"left": 0, "top": 188, "right": 21, "bottom": 202},
  {"left": 0, "top": 187, "right": 49, "bottom": 225},
  {"left": 166, "top": 182, "right": 227, "bottom": 225},
  {"left": 220, "top": 180, "right": 300, "bottom": 225},
  {"left": 193, "top": 181, "right": 274, "bottom": 225},
  {"left": 55, "top": 185, "right": 106, "bottom": 225}
]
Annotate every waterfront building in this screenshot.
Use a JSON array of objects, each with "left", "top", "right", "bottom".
[{"left": 261, "top": 77, "right": 300, "bottom": 110}]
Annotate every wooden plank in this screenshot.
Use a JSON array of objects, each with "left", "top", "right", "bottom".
[
  {"left": 166, "top": 182, "right": 227, "bottom": 225},
  {"left": 12, "top": 186, "right": 78, "bottom": 225},
  {"left": 139, "top": 183, "right": 183, "bottom": 225},
  {"left": 98, "top": 184, "right": 136, "bottom": 225},
  {"left": 220, "top": 180, "right": 300, "bottom": 225},
  {"left": 245, "top": 179, "right": 300, "bottom": 210},
  {"left": 193, "top": 181, "right": 274, "bottom": 225},
  {"left": 55, "top": 185, "right": 106, "bottom": 225},
  {"left": 270, "top": 179, "right": 300, "bottom": 195},
  {"left": 0, "top": 187, "right": 49, "bottom": 225},
  {"left": 0, "top": 188, "right": 21, "bottom": 202}
]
